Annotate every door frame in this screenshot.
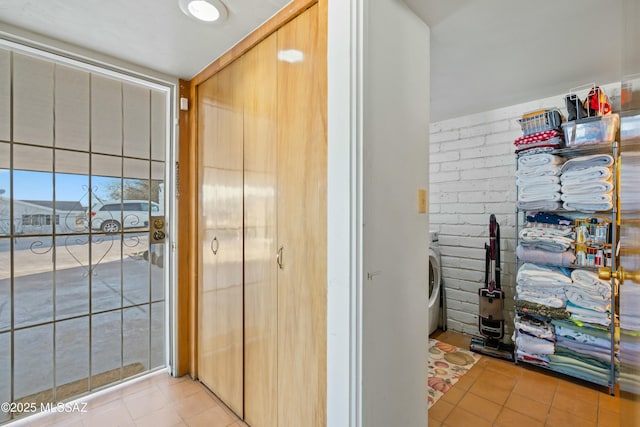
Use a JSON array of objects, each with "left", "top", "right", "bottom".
[{"left": 0, "top": 30, "right": 179, "bottom": 376}]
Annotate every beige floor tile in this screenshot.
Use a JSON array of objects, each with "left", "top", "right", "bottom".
[
  {"left": 512, "top": 372, "right": 557, "bottom": 405},
  {"left": 476, "top": 368, "right": 518, "bottom": 391},
  {"left": 456, "top": 391, "right": 501, "bottom": 422},
  {"left": 598, "top": 392, "right": 620, "bottom": 413},
  {"left": 160, "top": 379, "right": 204, "bottom": 400},
  {"left": 42, "top": 410, "right": 88, "bottom": 427},
  {"left": 440, "top": 385, "right": 465, "bottom": 405},
  {"left": 173, "top": 390, "right": 218, "bottom": 420},
  {"left": 494, "top": 407, "right": 544, "bottom": 427},
  {"left": 134, "top": 406, "right": 184, "bottom": 427},
  {"left": 451, "top": 370, "right": 478, "bottom": 391},
  {"left": 552, "top": 388, "right": 598, "bottom": 421},
  {"left": 547, "top": 406, "right": 597, "bottom": 427},
  {"left": 474, "top": 357, "right": 492, "bottom": 369},
  {"left": 85, "top": 389, "right": 125, "bottom": 410},
  {"left": 520, "top": 365, "right": 559, "bottom": 386},
  {"left": 468, "top": 377, "right": 511, "bottom": 405},
  {"left": 504, "top": 392, "right": 550, "bottom": 422},
  {"left": 82, "top": 400, "right": 136, "bottom": 427},
  {"left": 597, "top": 407, "right": 621, "bottom": 427},
  {"left": 556, "top": 378, "right": 600, "bottom": 404},
  {"left": 484, "top": 358, "right": 523, "bottom": 380},
  {"left": 442, "top": 407, "right": 492, "bottom": 427},
  {"left": 428, "top": 400, "right": 455, "bottom": 423},
  {"left": 183, "top": 404, "right": 237, "bottom": 427},
  {"left": 47, "top": 419, "right": 85, "bottom": 427},
  {"left": 124, "top": 388, "right": 171, "bottom": 420}
]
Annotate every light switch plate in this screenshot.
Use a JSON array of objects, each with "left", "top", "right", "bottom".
[{"left": 418, "top": 188, "right": 427, "bottom": 214}]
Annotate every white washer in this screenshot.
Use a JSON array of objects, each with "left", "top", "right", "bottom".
[{"left": 428, "top": 230, "right": 442, "bottom": 335}]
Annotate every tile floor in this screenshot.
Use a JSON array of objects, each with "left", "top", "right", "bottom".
[
  {"left": 8, "top": 330, "right": 637, "bottom": 427},
  {"left": 10, "top": 371, "right": 243, "bottom": 427},
  {"left": 430, "top": 330, "right": 622, "bottom": 427}
]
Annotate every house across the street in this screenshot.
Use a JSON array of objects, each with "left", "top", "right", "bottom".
[{"left": 0, "top": 199, "right": 86, "bottom": 234}]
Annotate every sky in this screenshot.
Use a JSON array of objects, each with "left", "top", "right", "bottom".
[{"left": 0, "top": 171, "right": 153, "bottom": 206}]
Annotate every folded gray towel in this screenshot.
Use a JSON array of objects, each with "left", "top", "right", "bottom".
[{"left": 560, "top": 154, "right": 614, "bottom": 173}]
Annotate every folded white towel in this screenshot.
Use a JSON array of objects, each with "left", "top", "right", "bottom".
[
  {"left": 563, "top": 201, "right": 613, "bottom": 212},
  {"left": 517, "top": 175, "right": 560, "bottom": 186},
  {"left": 561, "top": 166, "right": 611, "bottom": 184},
  {"left": 566, "top": 301, "right": 611, "bottom": 326},
  {"left": 560, "top": 154, "right": 614, "bottom": 173},
  {"left": 517, "top": 200, "right": 563, "bottom": 211},
  {"left": 561, "top": 181, "right": 614, "bottom": 195},
  {"left": 516, "top": 333, "right": 555, "bottom": 355},
  {"left": 516, "top": 165, "right": 562, "bottom": 179},
  {"left": 519, "top": 227, "right": 574, "bottom": 252},
  {"left": 565, "top": 288, "right": 611, "bottom": 312},
  {"left": 519, "top": 153, "right": 564, "bottom": 169},
  {"left": 571, "top": 269, "right": 611, "bottom": 296},
  {"left": 517, "top": 263, "right": 573, "bottom": 288},
  {"left": 561, "top": 192, "right": 612, "bottom": 203},
  {"left": 519, "top": 185, "right": 561, "bottom": 202}
]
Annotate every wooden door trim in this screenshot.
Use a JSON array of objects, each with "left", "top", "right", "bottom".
[
  {"left": 190, "top": 0, "right": 317, "bottom": 87},
  {"left": 176, "top": 78, "right": 198, "bottom": 377}
]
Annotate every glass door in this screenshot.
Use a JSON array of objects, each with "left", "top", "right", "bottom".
[
  {"left": 618, "top": 81, "right": 640, "bottom": 427},
  {"left": 0, "top": 45, "right": 171, "bottom": 424},
  {"left": 619, "top": 0, "right": 640, "bottom": 424}
]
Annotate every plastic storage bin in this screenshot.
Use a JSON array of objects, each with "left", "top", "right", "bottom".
[
  {"left": 620, "top": 113, "right": 640, "bottom": 140},
  {"left": 562, "top": 113, "right": 619, "bottom": 146}
]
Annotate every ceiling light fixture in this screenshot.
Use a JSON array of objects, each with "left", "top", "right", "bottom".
[{"left": 179, "top": 0, "right": 227, "bottom": 23}]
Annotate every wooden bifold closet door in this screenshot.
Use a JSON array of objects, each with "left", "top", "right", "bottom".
[
  {"left": 196, "top": 5, "right": 326, "bottom": 426},
  {"left": 275, "top": 5, "right": 327, "bottom": 427},
  {"left": 197, "top": 59, "right": 244, "bottom": 416},
  {"left": 243, "top": 33, "right": 278, "bottom": 427}
]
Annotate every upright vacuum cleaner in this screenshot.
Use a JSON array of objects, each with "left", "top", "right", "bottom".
[{"left": 470, "top": 214, "right": 514, "bottom": 360}]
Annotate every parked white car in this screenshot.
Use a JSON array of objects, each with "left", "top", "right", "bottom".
[{"left": 89, "top": 200, "right": 162, "bottom": 232}]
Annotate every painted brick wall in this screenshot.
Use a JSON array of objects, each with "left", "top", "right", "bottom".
[{"left": 429, "top": 83, "right": 620, "bottom": 339}]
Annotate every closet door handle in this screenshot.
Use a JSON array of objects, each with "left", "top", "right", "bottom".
[
  {"left": 211, "top": 236, "right": 219, "bottom": 255},
  {"left": 276, "top": 245, "right": 284, "bottom": 269}
]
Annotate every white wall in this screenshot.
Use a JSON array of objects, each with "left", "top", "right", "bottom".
[
  {"left": 361, "top": 1, "right": 429, "bottom": 426},
  {"left": 429, "top": 83, "right": 620, "bottom": 338},
  {"left": 328, "top": 1, "right": 430, "bottom": 425}
]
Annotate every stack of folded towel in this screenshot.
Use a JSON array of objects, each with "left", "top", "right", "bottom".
[
  {"left": 565, "top": 269, "right": 612, "bottom": 326},
  {"left": 514, "top": 314, "right": 556, "bottom": 365},
  {"left": 516, "top": 212, "right": 575, "bottom": 267},
  {"left": 560, "top": 154, "right": 614, "bottom": 212},
  {"left": 552, "top": 320, "right": 613, "bottom": 362},
  {"left": 550, "top": 319, "right": 617, "bottom": 384},
  {"left": 516, "top": 154, "right": 565, "bottom": 211},
  {"left": 516, "top": 263, "right": 572, "bottom": 309},
  {"left": 515, "top": 332, "right": 555, "bottom": 366}
]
